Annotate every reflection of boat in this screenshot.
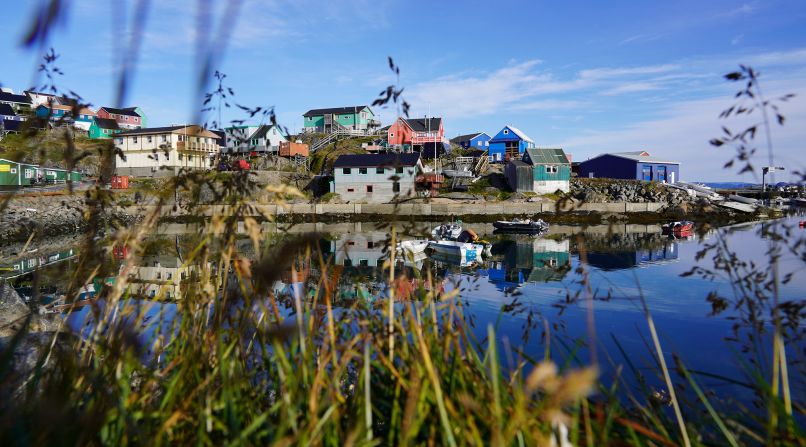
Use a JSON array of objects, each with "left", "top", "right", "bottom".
[
  {"left": 427, "top": 240, "right": 483, "bottom": 263},
  {"left": 493, "top": 218, "right": 549, "bottom": 234},
  {"left": 432, "top": 222, "right": 463, "bottom": 240},
  {"left": 662, "top": 221, "right": 693, "bottom": 236},
  {"left": 397, "top": 239, "right": 429, "bottom": 256}
]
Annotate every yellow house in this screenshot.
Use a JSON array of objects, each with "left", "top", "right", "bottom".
[{"left": 113, "top": 125, "right": 220, "bottom": 177}]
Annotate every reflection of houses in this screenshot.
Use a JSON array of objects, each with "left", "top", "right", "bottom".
[
  {"left": 485, "top": 238, "right": 570, "bottom": 289},
  {"left": 1, "top": 249, "right": 77, "bottom": 279},
  {"left": 331, "top": 232, "right": 388, "bottom": 268},
  {"left": 586, "top": 240, "right": 679, "bottom": 271},
  {"left": 126, "top": 255, "right": 207, "bottom": 300}
]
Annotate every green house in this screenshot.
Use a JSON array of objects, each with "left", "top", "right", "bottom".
[
  {"left": 89, "top": 117, "right": 121, "bottom": 139},
  {"left": 505, "top": 148, "right": 571, "bottom": 194},
  {"left": 0, "top": 158, "right": 38, "bottom": 187},
  {"left": 302, "top": 106, "right": 380, "bottom": 135}
]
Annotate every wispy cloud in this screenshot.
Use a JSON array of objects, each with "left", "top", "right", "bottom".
[
  {"left": 619, "top": 33, "right": 665, "bottom": 45},
  {"left": 720, "top": 2, "right": 759, "bottom": 18},
  {"left": 601, "top": 82, "right": 664, "bottom": 96}
]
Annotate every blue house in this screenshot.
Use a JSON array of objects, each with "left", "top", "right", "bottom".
[
  {"left": 578, "top": 151, "right": 680, "bottom": 183},
  {"left": 450, "top": 132, "right": 491, "bottom": 150},
  {"left": 488, "top": 125, "right": 535, "bottom": 162}
]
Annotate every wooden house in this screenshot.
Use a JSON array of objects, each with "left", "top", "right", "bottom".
[
  {"left": 489, "top": 125, "right": 535, "bottom": 162},
  {"left": 505, "top": 148, "right": 571, "bottom": 194},
  {"left": 0, "top": 91, "right": 32, "bottom": 114},
  {"left": 450, "top": 132, "right": 491, "bottom": 150},
  {"left": 247, "top": 124, "right": 288, "bottom": 154},
  {"left": 97, "top": 106, "right": 145, "bottom": 129},
  {"left": 113, "top": 125, "right": 220, "bottom": 177},
  {"left": 302, "top": 106, "right": 380, "bottom": 135},
  {"left": 88, "top": 117, "right": 121, "bottom": 139},
  {"left": 387, "top": 117, "right": 446, "bottom": 151}
]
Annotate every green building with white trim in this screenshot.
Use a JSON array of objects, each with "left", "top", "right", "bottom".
[{"left": 302, "top": 106, "right": 380, "bottom": 135}]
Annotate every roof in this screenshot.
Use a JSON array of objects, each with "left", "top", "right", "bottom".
[
  {"left": 606, "top": 151, "right": 679, "bottom": 165},
  {"left": 0, "top": 104, "right": 16, "bottom": 116},
  {"left": 303, "top": 106, "right": 370, "bottom": 117},
  {"left": 100, "top": 106, "right": 141, "bottom": 117},
  {"left": 93, "top": 117, "right": 120, "bottom": 130},
  {"left": 333, "top": 153, "right": 420, "bottom": 168},
  {"left": 249, "top": 124, "right": 285, "bottom": 140},
  {"left": 450, "top": 132, "right": 484, "bottom": 144},
  {"left": 210, "top": 129, "right": 226, "bottom": 144},
  {"left": 404, "top": 117, "right": 442, "bottom": 132},
  {"left": 115, "top": 125, "right": 220, "bottom": 138},
  {"left": 492, "top": 125, "right": 534, "bottom": 143},
  {"left": 40, "top": 104, "right": 96, "bottom": 115},
  {"left": 0, "top": 92, "right": 32, "bottom": 104},
  {"left": 523, "top": 148, "right": 569, "bottom": 165}
]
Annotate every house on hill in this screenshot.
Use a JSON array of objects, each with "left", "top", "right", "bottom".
[
  {"left": 247, "top": 124, "right": 287, "bottom": 154},
  {"left": 89, "top": 117, "right": 121, "bottom": 139},
  {"left": 506, "top": 148, "right": 571, "bottom": 194},
  {"left": 0, "top": 104, "right": 23, "bottom": 122},
  {"left": 302, "top": 106, "right": 380, "bottom": 135},
  {"left": 97, "top": 106, "right": 146, "bottom": 129},
  {"left": 332, "top": 153, "right": 423, "bottom": 203},
  {"left": 387, "top": 117, "right": 446, "bottom": 152},
  {"left": 577, "top": 151, "right": 680, "bottom": 183},
  {"left": 113, "top": 125, "right": 220, "bottom": 177},
  {"left": 450, "top": 132, "right": 490, "bottom": 150},
  {"left": 36, "top": 104, "right": 96, "bottom": 131},
  {"left": 489, "top": 125, "right": 535, "bottom": 162},
  {"left": 0, "top": 91, "right": 32, "bottom": 113}
]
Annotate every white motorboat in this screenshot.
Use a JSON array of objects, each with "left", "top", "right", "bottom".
[
  {"left": 432, "top": 222, "right": 463, "bottom": 240},
  {"left": 397, "top": 239, "right": 430, "bottom": 256}
]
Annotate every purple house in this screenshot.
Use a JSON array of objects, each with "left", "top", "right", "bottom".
[{"left": 577, "top": 151, "right": 680, "bottom": 183}]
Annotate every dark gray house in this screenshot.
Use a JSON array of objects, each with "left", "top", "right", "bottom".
[{"left": 577, "top": 151, "right": 680, "bottom": 183}]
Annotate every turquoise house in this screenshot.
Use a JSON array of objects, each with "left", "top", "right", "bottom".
[
  {"left": 303, "top": 106, "right": 380, "bottom": 134},
  {"left": 505, "top": 148, "right": 571, "bottom": 194},
  {"left": 88, "top": 117, "right": 121, "bottom": 139}
]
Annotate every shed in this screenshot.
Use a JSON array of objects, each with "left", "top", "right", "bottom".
[
  {"left": 505, "top": 148, "right": 570, "bottom": 194},
  {"left": 0, "top": 159, "right": 38, "bottom": 187},
  {"left": 577, "top": 151, "right": 680, "bottom": 183}
]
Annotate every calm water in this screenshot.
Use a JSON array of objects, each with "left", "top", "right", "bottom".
[{"left": 4, "top": 215, "right": 806, "bottom": 402}]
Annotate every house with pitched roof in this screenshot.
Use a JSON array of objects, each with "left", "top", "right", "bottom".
[
  {"left": 332, "top": 153, "right": 423, "bottom": 203},
  {"left": 113, "top": 125, "right": 220, "bottom": 177},
  {"left": 387, "top": 117, "right": 446, "bottom": 151},
  {"left": 506, "top": 148, "right": 571, "bottom": 194},
  {"left": 88, "top": 117, "right": 121, "bottom": 139},
  {"left": 577, "top": 151, "right": 680, "bottom": 183},
  {"left": 0, "top": 104, "right": 23, "bottom": 122},
  {"left": 36, "top": 104, "right": 97, "bottom": 131},
  {"left": 0, "top": 91, "right": 32, "bottom": 114},
  {"left": 450, "top": 132, "right": 491, "bottom": 150},
  {"left": 488, "top": 125, "right": 535, "bottom": 162},
  {"left": 97, "top": 106, "right": 146, "bottom": 129},
  {"left": 247, "top": 124, "right": 288, "bottom": 154},
  {"left": 302, "top": 106, "right": 380, "bottom": 134}
]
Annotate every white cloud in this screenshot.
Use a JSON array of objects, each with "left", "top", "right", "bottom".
[
  {"left": 578, "top": 64, "right": 679, "bottom": 80},
  {"left": 601, "top": 82, "right": 664, "bottom": 96},
  {"left": 720, "top": 3, "right": 758, "bottom": 17}
]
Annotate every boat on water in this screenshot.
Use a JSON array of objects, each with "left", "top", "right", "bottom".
[
  {"left": 427, "top": 240, "right": 484, "bottom": 264},
  {"left": 662, "top": 221, "right": 694, "bottom": 236},
  {"left": 432, "top": 222, "right": 463, "bottom": 240},
  {"left": 492, "top": 218, "right": 549, "bottom": 234}
]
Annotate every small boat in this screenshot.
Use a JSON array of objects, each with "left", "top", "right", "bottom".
[
  {"left": 427, "top": 240, "right": 484, "bottom": 263},
  {"left": 493, "top": 218, "right": 549, "bottom": 234},
  {"left": 662, "top": 221, "right": 694, "bottom": 236},
  {"left": 397, "top": 239, "right": 430, "bottom": 256},
  {"left": 432, "top": 221, "right": 463, "bottom": 240}
]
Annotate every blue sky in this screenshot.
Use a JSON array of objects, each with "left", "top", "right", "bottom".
[{"left": 1, "top": 0, "right": 805, "bottom": 181}]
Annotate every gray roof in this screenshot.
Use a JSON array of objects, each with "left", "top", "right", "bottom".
[
  {"left": 523, "top": 148, "right": 569, "bottom": 165},
  {"left": 249, "top": 124, "right": 285, "bottom": 140},
  {"left": 609, "top": 151, "right": 679, "bottom": 165},
  {"left": 450, "top": 132, "right": 485, "bottom": 144},
  {"left": 93, "top": 117, "right": 120, "bottom": 130},
  {"left": 0, "top": 104, "right": 16, "bottom": 116},
  {"left": 100, "top": 106, "right": 141, "bottom": 117},
  {"left": 334, "top": 153, "right": 420, "bottom": 168},
  {"left": 405, "top": 117, "right": 441, "bottom": 132},
  {"left": 303, "top": 106, "right": 370, "bottom": 117},
  {"left": 0, "top": 92, "right": 32, "bottom": 104}
]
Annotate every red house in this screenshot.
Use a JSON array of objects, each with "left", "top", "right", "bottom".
[
  {"left": 387, "top": 117, "right": 445, "bottom": 150},
  {"left": 97, "top": 106, "right": 144, "bottom": 129}
]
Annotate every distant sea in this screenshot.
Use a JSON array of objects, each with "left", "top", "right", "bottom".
[{"left": 700, "top": 182, "right": 759, "bottom": 189}]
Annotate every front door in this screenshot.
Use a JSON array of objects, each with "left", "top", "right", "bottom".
[
  {"left": 642, "top": 165, "right": 652, "bottom": 181},
  {"left": 656, "top": 166, "right": 666, "bottom": 182}
]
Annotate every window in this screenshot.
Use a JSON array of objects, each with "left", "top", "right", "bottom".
[
  {"left": 545, "top": 166, "right": 558, "bottom": 174},
  {"left": 478, "top": 141, "right": 482, "bottom": 146},
  {"left": 359, "top": 167, "right": 367, "bottom": 175},
  {"left": 367, "top": 241, "right": 375, "bottom": 249},
  {"left": 343, "top": 259, "right": 352, "bottom": 267},
  {"left": 188, "top": 155, "right": 193, "bottom": 161},
  {"left": 503, "top": 129, "right": 509, "bottom": 134},
  {"left": 359, "top": 259, "right": 369, "bottom": 267},
  {"left": 390, "top": 133, "right": 394, "bottom": 137},
  {"left": 178, "top": 135, "right": 184, "bottom": 142},
  {"left": 179, "top": 154, "right": 183, "bottom": 161},
  {"left": 154, "top": 153, "right": 159, "bottom": 161},
  {"left": 343, "top": 168, "right": 351, "bottom": 175},
  {"left": 147, "top": 136, "right": 153, "bottom": 143},
  {"left": 393, "top": 182, "right": 400, "bottom": 193},
  {"left": 161, "top": 135, "right": 167, "bottom": 142},
  {"left": 165, "top": 152, "right": 170, "bottom": 161},
  {"left": 376, "top": 167, "right": 384, "bottom": 174},
  {"left": 366, "top": 185, "right": 373, "bottom": 193},
  {"left": 133, "top": 136, "right": 138, "bottom": 143},
  {"left": 395, "top": 167, "right": 403, "bottom": 174},
  {"left": 347, "top": 188, "right": 354, "bottom": 192}
]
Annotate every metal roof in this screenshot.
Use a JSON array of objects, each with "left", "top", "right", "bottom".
[
  {"left": 404, "top": 117, "right": 442, "bottom": 132},
  {"left": 303, "top": 106, "right": 370, "bottom": 117},
  {"left": 333, "top": 153, "right": 420, "bottom": 168},
  {"left": 608, "top": 151, "right": 679, "bottom": 165},
  {"left": 450, "top": 132, "right": 486, "bottom": 144},
  {"left": 0, "top": 92, "right": 32, "bottom": 104},
  {"left": 93, "top": 117, "right": 120, "bottom": 130},
  {"left": 523, "top": 148, "right": 569, "bottom": 165},
  {"left": 0, "top": 104, "right": 16, "bottom": 116},
  {"left": 100, "top": 106, "right": 141, "bottom": 117}
]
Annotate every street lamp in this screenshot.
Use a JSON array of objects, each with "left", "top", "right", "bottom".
[{"left": 762, "top": 166, "right": 785, "bottom": 192}]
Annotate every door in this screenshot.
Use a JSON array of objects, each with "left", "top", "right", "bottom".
[
  {"left": 641, "top": 165, "right": 652, "bottom": 181},
  {"left": 656, "top": 166, "right": 666, "bottom": 182}
]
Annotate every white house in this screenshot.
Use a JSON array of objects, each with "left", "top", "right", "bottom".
[
  {"left": 223, "top": 125, "right": 259, "bottom": 154},
  {"left": 247, "top": 124, "right": 287, "bottom": 154},
  {"left": 113, "top": 125, "right": 220, "bottom": 177},
  {"left": 332, "top": 153, "right": 423, "bottom": 203}
]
